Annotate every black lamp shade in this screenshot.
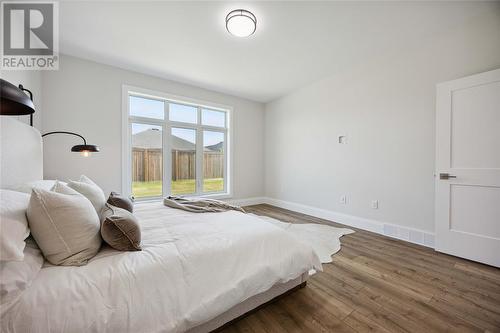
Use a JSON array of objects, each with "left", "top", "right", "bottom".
[
  {"left": 71, "top": 144, "right": 100, "bottom": 153},
  {"left": 0, "top": 79, "right": 35, "bottom": 116}
]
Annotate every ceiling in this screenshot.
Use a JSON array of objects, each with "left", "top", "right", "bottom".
[{"left": 59, "top": 1, "right": 494, "bottom": 103}]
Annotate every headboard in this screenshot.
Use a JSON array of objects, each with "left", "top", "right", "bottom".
[{"left": 0, "top": 117, "right": 43, "bottom": 188}]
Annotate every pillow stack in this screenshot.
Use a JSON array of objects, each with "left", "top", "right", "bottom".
[
  {"left": 5, "top": 175, "right": 141, "bottom": 269},
  {"left": 27, "top": 181, "right": 102, "bottom": 266}
]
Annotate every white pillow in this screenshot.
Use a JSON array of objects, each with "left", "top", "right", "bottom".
[
  {"left": 26, "top": 182, "right": 102, "bottom": 266},
  {"left": 67, "top": 175, "right": 106, "bottom": 215},
  {"left": 0, "top": 239, "right": 44, "bottom": 315},
  {"left": 5, "top": 180, "right": 66, "bottom": 194},
  {"left": 0, "top": 190, "right": 31, "bottom": 261}
]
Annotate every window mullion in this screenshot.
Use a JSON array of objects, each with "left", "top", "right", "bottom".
[
  {"left": 223, "top": 131, "right": 228, "bottom": 194},
  {"left": 163, "top": 102, "right": 171, "bottom": 198},
  {"left": 126, "top": 122, "right": 132, "bottom": 197},
  {"left": 195, "top": 108, "right": 203, "bottom": 195},
  {"left": 129, "top": 116, "right": 164, "bottom": 126}
]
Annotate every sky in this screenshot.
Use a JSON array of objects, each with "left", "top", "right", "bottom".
[{"left": 130, "top": 96, "right": 225, "bottom": 146}]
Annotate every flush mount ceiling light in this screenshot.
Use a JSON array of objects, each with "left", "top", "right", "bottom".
[{"left": 226, "top": 9, "right": 257, "bottom": 37}]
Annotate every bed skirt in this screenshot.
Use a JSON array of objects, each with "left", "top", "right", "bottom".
[{"left": 187, "top": 272, "right": 309, "bottom": 333}]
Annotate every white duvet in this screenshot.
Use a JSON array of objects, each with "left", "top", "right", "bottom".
[{"left": 2, "top": 202, "right": 321, "bottom": 333}]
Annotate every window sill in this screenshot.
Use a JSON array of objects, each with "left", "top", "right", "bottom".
[
  {"left": 190, "top": 192, "right": 232, "bottom": 200},
  {"left": 134, "top": 192, "right": 232, "bottom": 204}
]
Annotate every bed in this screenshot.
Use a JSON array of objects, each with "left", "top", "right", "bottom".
[{"left": 0, "top": 118, "right": 322, "bottom": 333}]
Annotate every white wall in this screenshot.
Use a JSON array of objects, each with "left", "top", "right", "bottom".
[
  {"left": 0, "top": 70, "right": 42, "bottom": 129},
  {"left": 264, "top": 4, "right": 500, "bottom": 233},
  {"left": 42, "top": 55, "right": 265, "bottom": 199}
]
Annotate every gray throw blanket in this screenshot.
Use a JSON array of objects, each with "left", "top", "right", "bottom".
[{"left": 163, "top": 196, "right": 246, "bottom": 213}]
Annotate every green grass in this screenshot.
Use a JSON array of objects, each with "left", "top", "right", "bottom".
[
  {"left": 132, "top": 180, "right": 162, "bottom": 198},
  {"left": 132, "top": 178, "right": 224, "bottom": 198}
]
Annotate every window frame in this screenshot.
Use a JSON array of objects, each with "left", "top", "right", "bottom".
[{"left": 122, "top": 85, "right": 233, "bottom": 201}]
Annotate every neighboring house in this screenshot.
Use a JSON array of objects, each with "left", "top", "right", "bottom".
[
  {"left": 132, "top": 128, "right": 220, "bottom": 152},
  {"left": 205, "top": 141, "right": 223, "bottom": 152}
]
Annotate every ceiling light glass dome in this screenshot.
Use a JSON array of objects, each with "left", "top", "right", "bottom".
[{"left": 226, "top": 9, "right": 257, "bottom": 37}]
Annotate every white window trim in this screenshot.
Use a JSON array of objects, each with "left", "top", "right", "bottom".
[{"left": 121, "top": 84, "right": 234, "bottom": 201}]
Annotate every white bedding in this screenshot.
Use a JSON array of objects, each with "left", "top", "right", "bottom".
[{"left": 1, "top": 202, "right": 321, "bottom": 333}]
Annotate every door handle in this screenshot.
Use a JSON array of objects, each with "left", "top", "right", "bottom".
[{"left": 439, "top": 173, "right": 457, "bottom": 180}]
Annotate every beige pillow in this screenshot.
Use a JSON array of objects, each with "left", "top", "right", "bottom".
[
  {"left": 26, "top": 182, "right": 102, "bottom": 266},
  {"left": 67, "top": 175, "right": 106, "bottom": 215},
  {"left": 101, "top": 204, "right": 141, "bottom": 251}
]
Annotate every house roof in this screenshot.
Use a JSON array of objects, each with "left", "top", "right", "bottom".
[{"left": 132, "top": 128, "right": 221, "bottom": 152}]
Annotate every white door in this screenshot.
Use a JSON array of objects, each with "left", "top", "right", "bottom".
[{"left": 435, "top": 68, "right": 500, "bottom": 268}]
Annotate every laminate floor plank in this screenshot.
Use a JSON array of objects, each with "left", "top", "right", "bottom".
[{"left": 218, "top": 204, "right": 500, "bottom": 333}]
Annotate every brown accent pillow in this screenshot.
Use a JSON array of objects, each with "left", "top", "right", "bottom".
[
  {"left": 107, "top": 192, "right": 134, "bottom": 213},
  {"left": 100, "top": 204, "right": 141, "bottom": 251}
]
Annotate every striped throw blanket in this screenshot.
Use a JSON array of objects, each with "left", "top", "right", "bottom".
[{"left": 163, "top": 196, "right": 246, "bottom": 213}]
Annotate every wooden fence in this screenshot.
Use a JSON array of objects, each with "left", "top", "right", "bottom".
[{"left": 132, "top": 148, "right": 223, "bottom": 182}]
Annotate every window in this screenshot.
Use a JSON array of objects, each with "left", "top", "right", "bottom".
[
  {"left": 132, "top": 123, "right": 163, "bottom": 198},
  {"left": 201, "top": 109, "right": 226, "bottom": 127},
  {"left": 123, "top": 87, "right": 231, "bottom": 200},
  {"left": 129, "top": 96, "right": 164, "bottom": 120},
  {"left": 203, "top": 130, "right": 224, "bottom": 192},
  {"left": 171, "top": 127, "right": 196, "bottom": 195},
  {"left": 169, "top": 103, "right": 197, "bottom": 124}
]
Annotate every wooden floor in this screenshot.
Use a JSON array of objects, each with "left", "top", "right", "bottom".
[{"left": 220, "top": 204, "right": 500, "bottom": 333}]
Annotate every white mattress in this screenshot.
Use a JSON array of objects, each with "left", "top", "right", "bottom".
[{"left": 2, "top": 202, "right": 321, "bottom": 333}]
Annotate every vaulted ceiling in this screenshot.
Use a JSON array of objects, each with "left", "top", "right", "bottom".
[{"left": 59, "top": 1, "right": 497, "bottom": 102}]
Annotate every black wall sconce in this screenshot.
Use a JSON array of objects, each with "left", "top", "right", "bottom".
[
  {"left": 0, "top": 79, "right": 35, "bottom": 126},
  {"left": 1, "top": 78, "right": 99, "bottom": 157},
  {"left": 42, "top": 131, "right": 100, "bottom": 157}
]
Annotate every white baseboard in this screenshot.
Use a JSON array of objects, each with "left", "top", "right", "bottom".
[
  {"left": 227, "top": 197, "right": 267, "bottom": 207},
  {"left": 232, "top": 196, "right": 435, "bottom": 248}
]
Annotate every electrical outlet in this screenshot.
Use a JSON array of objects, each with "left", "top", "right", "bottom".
[
  {"left": 340, "top": 195, "right": 347, "bottom": 204},
  {"left": 371, "top": 200, "right": 379, "bottom": 209}
]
